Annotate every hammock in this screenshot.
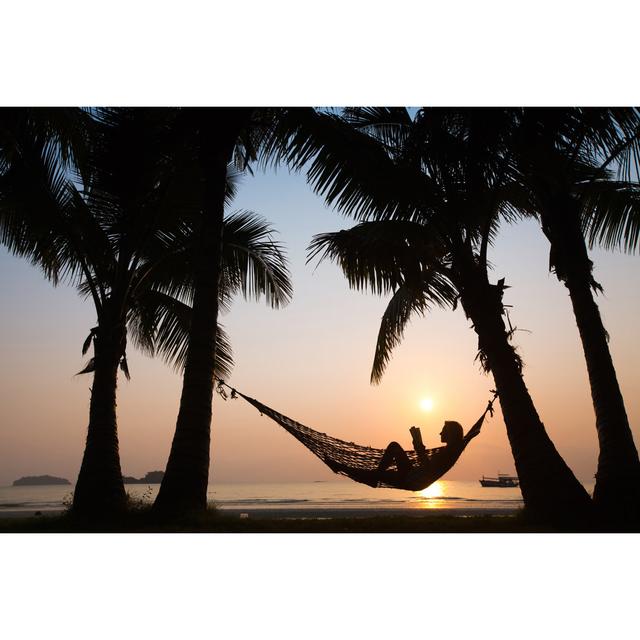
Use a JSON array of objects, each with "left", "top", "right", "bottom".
[{"left": 218, "top": 380, "right": 498, "bottom": 492}]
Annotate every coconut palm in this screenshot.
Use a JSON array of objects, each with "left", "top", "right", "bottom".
[
  {"left": 281, "top": 107, "right": 592, "bottom": 523},
  {"left": 513, "top": 107, "right": 640, "bottom": 523},
  {"left": 154, "top": 108, "right": 293, "bottom": 514},
  {"left": 0, "top": 107, "right": 288, "bottom": 516}
]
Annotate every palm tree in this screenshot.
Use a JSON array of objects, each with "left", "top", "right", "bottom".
[
  {"left": 282, "top": 107, "right": 592, "bottom": 523},
  {"left": 514, "top": 108, "right": 640, "bottom": 523},
  {"left": 154, "top": 108, "right": 293, "bottom": 514},
  {"left": 1, "top": 107, "right": 287, "bottom": 516},
  {"left": 0, "top": 107, "right": 207, "bottom": 513}
]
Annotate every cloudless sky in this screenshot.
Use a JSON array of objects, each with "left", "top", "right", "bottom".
[
  {"left": 4, "top": 6, "right": 640, "bottom": 639},
  {"left": 0, "top": 151, "right": 638, "bottom": 487},
  {"left": 0, "top": 5, "right": 640, "bottom": 640}
]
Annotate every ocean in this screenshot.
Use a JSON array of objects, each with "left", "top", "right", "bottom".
[{"left": 0, "top": 479, "right": 537, "bottom": 515}]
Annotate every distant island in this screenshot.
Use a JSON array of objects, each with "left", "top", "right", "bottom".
[
  {"left": 123, "top": 470, "right": 165, "bottom": 484},
  {"left": 13, "top": 475, "right": 70, "bottom": 486}
]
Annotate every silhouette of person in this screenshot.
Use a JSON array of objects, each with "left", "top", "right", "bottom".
[{"left": 374, "top": 420, "right": 481, "bottom": 490}]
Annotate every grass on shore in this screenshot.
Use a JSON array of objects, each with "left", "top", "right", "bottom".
[{"left": 0, "top": 507, "right": 570, "bottom": 533}]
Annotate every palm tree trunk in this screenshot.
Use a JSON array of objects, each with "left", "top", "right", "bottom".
[
  {"left": 457, "top": 266, "right": 593, "bottom": 524},
  {"left": 542, "top": 204, "right": 640, "bottom": 524},
  {"left": 72, "top": 321, "right": 127, "bottom": 515},
  {"left": 154, "top": 108, "right": 251, "bottom": 514}
]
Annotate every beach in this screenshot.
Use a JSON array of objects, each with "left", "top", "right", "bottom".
[
  {"left": 0, "top": 479, "right": 553, "bottom": 531},
  {"left": 0, "top": 506, "right": 540, "bottom": 533}
]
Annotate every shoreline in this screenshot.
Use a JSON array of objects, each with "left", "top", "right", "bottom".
[
  {"left": 2, "top": 506, "right": 636, "bottom": 532},
  {"left": 0, "top": 507, "right": 539, "bottom": 533},
  {"left": 0, "top": 506, "right": 520, "bottom": 520},
  {"left": 218, "top": 506, "right": 520, "bottom": 519}
]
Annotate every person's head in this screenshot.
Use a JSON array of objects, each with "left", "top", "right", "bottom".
[{"left": 440, "top": 421, "right": 463, "bottom": 445}]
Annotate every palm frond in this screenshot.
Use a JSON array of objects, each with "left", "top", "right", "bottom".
[
  {"left": 81, "top": 328, "right": 97, "bottom": 355},
  {"left": 225, "top": 163, "right": 242, "bottom": 206},
  {"left": 213, "top": 324, "right": 234, "bottom": 381},
  {"left": 76, "top": 357, "right": 96, "bottom": 376},
  {"left": 342, "top": 107, "right": 413, "bottom": 152},
  {"left": 370, "top": 274, "right": 456, "bottom": 384},
  {"left": 261, "top": 108, "right": 440, "bottom": 222},
  {"left": 222, "top": 210, "right": 292, "bottom": 308},
  {"left": 578, "top": 180, "right": 640, "bottom": 253},
  {"left": 128, "top": 289, "right": 190, "bottom": 371},
  {"left": 0, "top": 118, "right": 117, "bottom": 315},
  {"left": 308, "top": 220, "right": 448, "bottom": 296},
  {"left": 577, "top": 108, "right": 640, "bottom": 181},
  {"left": 128, "top": 289, "right": 233, "bottom": 378},
  {"left": 120, "top": 356, "right": 131, "bottom": 380},
  {"left": 0, "top": 135, "right": 90, "bottom": 286},
  {"left": 0, "top": 107, "right": 91, "bottom": 179}
]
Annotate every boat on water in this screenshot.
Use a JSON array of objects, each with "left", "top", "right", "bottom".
[{"left": 479, "top": 473, "right": 519, "bottom": 488}]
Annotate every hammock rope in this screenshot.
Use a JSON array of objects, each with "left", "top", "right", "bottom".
[{"left": 216, "top": 380, "right": 497, "bottom": 491}]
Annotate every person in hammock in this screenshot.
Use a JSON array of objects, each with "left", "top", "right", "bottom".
[
  {"left": 375, "top": 418, "right": 483, "bottom": 490},
  {"left": 216, "top": 378, "right": 496, "bottom": 492},
  {"left": 328, "top": 414, "right": 485, "bottom": 491}
]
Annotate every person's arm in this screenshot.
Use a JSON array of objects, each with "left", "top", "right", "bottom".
[
  {"left": 410, "top": 426, "right": 428, "bottom": 461},
  {"left": 463, "top": 415, "right": 485, "bottom": 444},
  {"left": 463, "top": 393, "right": 498, "bottom": 444}
]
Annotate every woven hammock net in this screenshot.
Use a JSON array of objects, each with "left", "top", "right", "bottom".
[{"left": 235, "top": 390, "right": 485, "bottom": 491}]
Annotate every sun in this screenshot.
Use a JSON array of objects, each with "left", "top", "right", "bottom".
[{"left": 419, "top": 397, "right": 434, "bottom": 412}]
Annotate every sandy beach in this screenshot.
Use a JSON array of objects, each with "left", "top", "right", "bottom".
[
  {"left": 0, "top": 505, "right": 567, "bottom": 534},
  {"left": 218, "top": 506, "right": 521, "bottom": 519},
  {"left": 0, "top": 506, "right": 519, "bottom": 520},
  {"left": 0, "top": 505, "right": 519, "bottom": 520}
]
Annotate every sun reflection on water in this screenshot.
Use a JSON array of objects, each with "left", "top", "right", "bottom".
[{"left": 418, "top": 480, "right": 445, "bottom": 508}]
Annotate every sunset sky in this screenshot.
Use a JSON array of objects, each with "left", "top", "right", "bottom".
[
  {"left": 0, "top": 161, "right": 638, "bottom": 488},
  {"left": 3, "top": 5, "right": 639, "bottom": 639}
]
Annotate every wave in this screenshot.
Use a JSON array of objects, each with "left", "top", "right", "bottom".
[
  {"left": 213, "top": 496, "right": 524, "bottom": 509},
  {"left": 0, "top": 500, "right": 64, "bottom": 508},
  {"left": 0, "top": 501, "right": 65, "bottom": 511},
  {"left": 408, "top": 496, "right": 523, "bottom": 503},
  {"left": 214, "top": 498, "right": 310, "bottom": 505}
]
